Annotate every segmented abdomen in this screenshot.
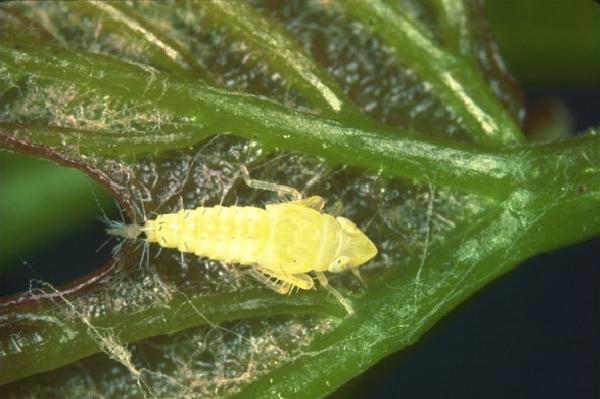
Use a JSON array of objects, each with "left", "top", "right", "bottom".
[{"left": 144, "top": 206, "right": 268, "bottom": 264}]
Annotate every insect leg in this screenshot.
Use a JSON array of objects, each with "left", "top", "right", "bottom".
[
  {"left": 288, "top": 195, "right": 326, "bottom": 211},
  {"left": 326, "top": 200, "right": 345, "bottom": 217},
  {"left": 246, "top": 267, "right": 314, "bottom": 293},
  {"left": 245, "top": 268, "right": 290, "bottom": 294},
  {"left": 350, "top": 268, "right": 367, "bottom": 286},
  {"left": 266, "top": 268, "right": 314, "bottom": 290},
  {"left": 315, "top": 272, "right": 354, "bottom": 315},
  {"left": 239, "top": 165, "right": 302, "bottom": 201}
]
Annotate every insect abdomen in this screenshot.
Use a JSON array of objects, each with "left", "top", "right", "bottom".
[{"left": 144, "top": 206, "right": 268, "bottom": 264}]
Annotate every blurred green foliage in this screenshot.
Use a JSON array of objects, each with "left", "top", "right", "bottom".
[
  {"left": 0, "top": 151, "right": 113, "bottom": 272},
  {"left": 486, "top": 0, "right": 600, "bottom": 87}
]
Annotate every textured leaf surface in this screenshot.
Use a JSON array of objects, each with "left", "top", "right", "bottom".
[{"left": 0, "top": 1, "right": 599, "bottom": 398}]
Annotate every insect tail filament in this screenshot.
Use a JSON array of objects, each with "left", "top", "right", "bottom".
[{"left": 106, "top": 222, "right": 144, "bottom": 240}]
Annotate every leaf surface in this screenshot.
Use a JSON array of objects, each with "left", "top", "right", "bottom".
[{"left": 0, "top": 1, "right": 599, "bottom": 398}]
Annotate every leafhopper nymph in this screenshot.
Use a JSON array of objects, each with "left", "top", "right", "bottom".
[{"left": 107, "top": 167, "right": 377, "bottom": 314}]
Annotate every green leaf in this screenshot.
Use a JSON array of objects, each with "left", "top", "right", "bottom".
[{"left": 0, "top": 1, "right": 599, "bottom": 398}]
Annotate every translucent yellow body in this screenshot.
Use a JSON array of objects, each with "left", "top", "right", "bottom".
[
  {"left": 143, "top": 200, "right": 376, "bottom": 276},
  {"left": 107, "top": 169, "right": 378, "bottom": 314}
]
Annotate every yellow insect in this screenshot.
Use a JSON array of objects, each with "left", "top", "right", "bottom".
[{"left": 107, "top": 167, "right": 377, "bottom": 314}]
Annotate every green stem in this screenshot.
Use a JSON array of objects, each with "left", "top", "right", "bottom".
[
  {"left": 2, "top": 44, "right": 600, "bottom": 202},
  {"left": 0, "top": 43, "right": 520, "bottom": 198},
  {"left": 342, "top": 0, "right": 524, "bottom": 145},
  {"left": 525, "top": 134, "right": 600, "bottom": 189}
]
